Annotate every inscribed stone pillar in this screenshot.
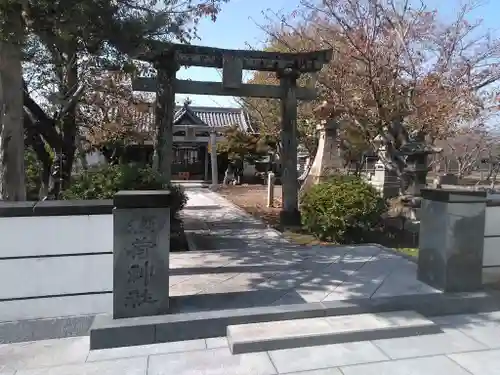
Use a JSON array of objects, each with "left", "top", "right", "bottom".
[
  {"left": 113, "top": 190, "right": 172, "bottom": 319},
  {"left": 278, "top": 68, "right": 301, "bottom": 227},
  {"left": 155, "top": 58, "right": 179, "bottom": 184},
  {"left": 302, "top": 120, "right": 343, "bottom": 191}
]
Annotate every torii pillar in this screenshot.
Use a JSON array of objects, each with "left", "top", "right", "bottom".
[
  {"left": 302, "top": 120, "right": 343, "bottom": 191},
  {"left": 278, "top": 67, "right": 301, "bottom": 227},
  {"left": 154, "top": 56, "right": 179, "bottom": 184}
]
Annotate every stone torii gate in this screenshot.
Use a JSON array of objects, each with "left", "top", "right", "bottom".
[{"left": 131, "top": 41, "right": 332, "bottom": 226}]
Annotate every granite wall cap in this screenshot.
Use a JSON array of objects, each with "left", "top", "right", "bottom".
[
  {"left": 0, "top": 201, "right": 36, "bottom": 217},
  {"left": 421, "top": 188, "right": 487, "bottom": 203},
  {"left": 33, "top": 199, "right": 113, "bottom": 216},
  {"left": 113, "top": 190, "right": 172, "bottom": 209},
  {"left": 0, "top": 199, "right": 113, "bottom": 217}
]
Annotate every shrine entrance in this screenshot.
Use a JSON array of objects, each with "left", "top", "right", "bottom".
[{"left": 131, "top": 41, "right": 332, "bottom": 226}]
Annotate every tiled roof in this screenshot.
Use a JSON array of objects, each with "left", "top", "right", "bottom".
[
  {"left": 173, "top": 105, "right": 253, "bottom": 132},
  {"left": 133, "top": 104, "right": 254, "bottom": 133}
]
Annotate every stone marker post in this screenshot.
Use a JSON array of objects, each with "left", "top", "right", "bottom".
[
  {"left": 210, "top": 130, "right": 218, "bottom": 188},
  {"left": 113, "top": 190, "right": 172, "bottom": 319},
  {"left": 267, "top": 172, "right": 275, "bottom": 208}
]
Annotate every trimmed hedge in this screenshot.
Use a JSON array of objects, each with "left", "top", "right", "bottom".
[
  {"left": 61, "top": 164, "right": 187, "bottom": 217},
  {"left": 300, "top": 176, "right": 387, "bottom": 243}
]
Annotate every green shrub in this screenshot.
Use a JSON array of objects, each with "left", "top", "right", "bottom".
[
  {"left": 300, "top": 176, "right": 387, "bottom": 243},
  {"left": 25, "top": 148, "right": 44, "bottom": 200},
  {"left": 61, "top": 164, "right": 188, "bottom": 217}
]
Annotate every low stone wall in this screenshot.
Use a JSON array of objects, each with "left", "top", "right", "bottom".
[{"left": 0, "top": 201, "right": 114, "bottom": 322}]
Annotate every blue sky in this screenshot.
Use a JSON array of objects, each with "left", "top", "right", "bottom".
[
  {"left": 177, "top": 0, "right": 500, "bottom": 108},
  {"left": 175, "top": 0, "right": 301, "bottom": 107}
]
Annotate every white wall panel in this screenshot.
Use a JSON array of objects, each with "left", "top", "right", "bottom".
[
  {"left": 485, "top": 206, "right": 500, "bottom": 237},
  {"left": 0, "top": 254, "right": 112, "bottom": 299},
  {"left": 482, "top": 237, "right": 500, "bottom": 267},
  {"left": 0, "top": 215, "right": 113, "bottom": 258}
]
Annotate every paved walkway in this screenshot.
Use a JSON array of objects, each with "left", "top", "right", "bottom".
[
  {"left": 168, "top": 189, "right": 439, "bottom": 313},
  {"left": 1, "top": 311, "right": 500, "bottom": 374}
]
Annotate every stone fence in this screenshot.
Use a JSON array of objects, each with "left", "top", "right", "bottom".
[
  {"left": 0, "top": 200, "right": 114, "bottom": 322},
  {"left": 0, "top": 191, "right": 172, "bottom": 323},
  {"left": 417, "top": 189, "right": 500, "bottom": 292}
]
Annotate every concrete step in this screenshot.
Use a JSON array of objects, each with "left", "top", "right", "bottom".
[{"left": 227, "top": 310, "right": 440, "bottom": 354}]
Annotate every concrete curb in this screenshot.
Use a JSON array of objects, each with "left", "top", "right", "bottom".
[
  {"left": 227, "top": 311, "right": 441, "bottom": 354},
  {"left": 90, "top": 290, "right": 500, "bottom": 350}
]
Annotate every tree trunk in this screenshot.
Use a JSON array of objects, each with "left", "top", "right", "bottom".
[
  {"left": 457, "top": 160, "right": 464, "bottom": 179},
  {"left": 60, "top": 59, "right": 79, "bottom": 190},
  {"left": 0, "top": 40, "right": 26, "bottom": 200},
  {"left": 24, "top": 115, "right": 52, "bottom": 199}
]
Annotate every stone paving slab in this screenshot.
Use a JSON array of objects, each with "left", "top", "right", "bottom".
[
  {"left": 372, "top": 327, "right": 487, "bottom": 359},
  {"left": 267, "top": 341, "right": 389, "bottom": 373},
  {"left": 284, "top": 370, "right": 342, "bottom": 375},
  {"left": 448, "top": 349, "right": 500, "bottom": 375},
  {"left": 14, "top": 357, "right": 147, "bottom": 375},
  {"left": 340, "top": 356, "right": 472, "bottom": 375},
  {"left": 0, "top": 336, "right": 89, "bottom": 372},
  {"left": 86, "top": 339, "right": 206, "bottom": 362},
  {"left": 429, "top": 311, "right": 500, "bottom": 350},
  {"left": 147, "top": 348, "right": 277, "bottom": 375}
]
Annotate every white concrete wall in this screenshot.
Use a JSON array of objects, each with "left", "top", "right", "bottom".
[
  {"left": 0, "top": 215, "right": 113, "bottom": 322},
  {"left": 483, "top": 204, "right": 500, "bottom": 284}
]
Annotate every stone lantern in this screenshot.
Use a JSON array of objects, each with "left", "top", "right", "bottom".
[
  {"left": 301, "top": 119, "right": 343, "bottom": 191},
  {"left": 399, "top": 131, "right": 442, "bottom": 197},
  {"left": 370, "top": 135, "right": 399, "bottom": 198}
]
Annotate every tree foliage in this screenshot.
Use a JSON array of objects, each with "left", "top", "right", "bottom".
[
  {"left": 257, "top": 0, "right": 500, "bottom": 180},
  {"left": 217, "top": 125, "right": 268, "bottom": 165}
]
